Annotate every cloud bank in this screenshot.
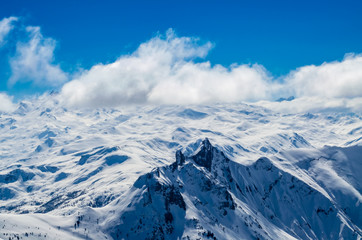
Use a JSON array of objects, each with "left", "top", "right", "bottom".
[
  {"left": 60, "top": 30, "right": 277, "bottom": 107},
  {"left": 285, "top": 54, "right": 362, "bottom": 99},
  {"left": 59, "top": 29, "right": 362, "bottom": 111},
  {"left": 256, "top": 97, "right": 362, "bottom": 113},
  {"left": 0, "top": 15, "right": 361, "bottom": 113}
]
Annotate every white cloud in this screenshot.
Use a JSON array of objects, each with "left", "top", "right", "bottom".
[
  {"left": 148, "top": 62, "right": 274, "bottom": 104},
  {"left": 2, "top": 18, "right": 361, "bottom": 113},
  {"left": 60, "top": 30, "right": 362, "bottom": 109},
  {"left": 0, "top": 27, "right": 341, "bottom": 111},
  {"left": 253, "top": 54, "right": 362, "bottom": 113},
  {"left": 0, "top": 93, "right": 16, "bottom": 112},
  {"left": 256, "top": 97, "right": 362, "bottom": 113},
  {"left": 8, "top": 26, "right": 68, "bottom": 87},
  {"left": 285, "top": 54, "right": 362, "bottom": 99},
  {"left": 60, "top": 29, "right": 277, "bottom": 107},
  {"left": 0, "top": 16, "right": 17, "bottom": 45}
]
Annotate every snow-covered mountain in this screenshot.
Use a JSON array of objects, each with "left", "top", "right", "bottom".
[
  {"left": 104, "top": 138, "right": 361, "bottom": 239},
  {"left": 0, "top": 96, "right": 361, "bottom": 239}
]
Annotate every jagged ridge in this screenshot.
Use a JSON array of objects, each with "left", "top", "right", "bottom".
[{"left": 107, "top": 139, "right": 361, "bottom": 240}]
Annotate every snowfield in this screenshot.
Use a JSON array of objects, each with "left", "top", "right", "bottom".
[{"left": 0, "top": 95, "right": 361, "bottom": 239}]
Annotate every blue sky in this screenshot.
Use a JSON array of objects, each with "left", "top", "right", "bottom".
[{"left": 0, "top": 0, "right": 362, "bottom": 109}]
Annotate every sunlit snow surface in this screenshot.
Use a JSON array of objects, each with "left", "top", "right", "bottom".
[{"left": 0, "top": 96, "right": 361, "bottom": 239}]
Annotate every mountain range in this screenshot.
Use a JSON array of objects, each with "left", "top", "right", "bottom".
[{"left": 0, "top": 96, "right": 361, "bottom": 239}]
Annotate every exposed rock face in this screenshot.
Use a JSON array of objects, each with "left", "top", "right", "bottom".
[
  {"left": 108, "top": 139, "right": 361, "bottom": 240},
  {"left": 191, "top": 138, "right": 214, "bottom": 171}
]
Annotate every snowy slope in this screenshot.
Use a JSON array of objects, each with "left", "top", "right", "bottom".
[
  {"left": 104, "top": 139, "right": 361, "bottom": 239},
  {"left": 0, "top": 95, "right": 361, "bottom": 239}
]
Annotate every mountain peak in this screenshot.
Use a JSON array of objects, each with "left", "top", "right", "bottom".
[
  {"left": 201, "top": 137, "right": 212, "bottom": 150},
  {"left": 175, "top": 149, "right": 185, "bottom": 166},
  {"left": 191, "top": 138, "right": 214, "bottom": 171}
]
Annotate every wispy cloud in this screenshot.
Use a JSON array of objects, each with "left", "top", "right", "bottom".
[
  {"left": 8, "top": 26, "right": 68, "bottom": 87},
  {"left": 0, "top": 16, "right": 17, "bottom": 45},
  {"left": 0, "top": 16, "right": 68, "bottom": 111}
]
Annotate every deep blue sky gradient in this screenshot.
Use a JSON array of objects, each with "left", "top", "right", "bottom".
[{"left": 1, "top": 0, "right": 362, "bottom": 95}]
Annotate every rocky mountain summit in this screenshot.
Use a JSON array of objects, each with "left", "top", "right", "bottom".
[{"left": 106, "top": 139, "right": 361, "bottom": 240}]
